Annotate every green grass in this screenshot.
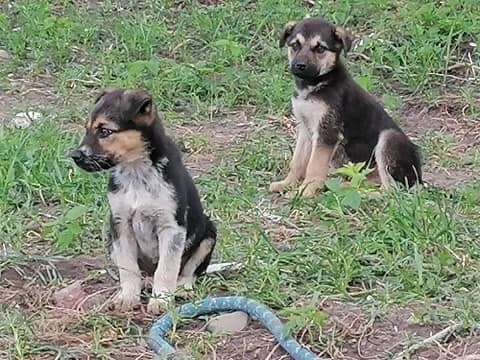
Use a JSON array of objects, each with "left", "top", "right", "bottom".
[
  {"left": 1, "top": 0, "right": 479, "bottom": 116},
  {"left": 0, "top": 0, "right": 479, "bottom": 359}
]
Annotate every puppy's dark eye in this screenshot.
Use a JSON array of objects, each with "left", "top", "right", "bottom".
[
  {"left": 315, "top": 45, "right": 328, "bottom": 53},
  {"left": 290, "top": 42, "right": 300, "bottom": 51},
  {"left": 96, "top": 128, "right": 114, "bottom": 138}
]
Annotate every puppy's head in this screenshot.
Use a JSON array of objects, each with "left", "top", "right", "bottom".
[
  {"left": 71, "top": 88, "right": 156, "bottom": 172},
  {"left": 279, "top": 17, "right": 353, "bottom": 82}
]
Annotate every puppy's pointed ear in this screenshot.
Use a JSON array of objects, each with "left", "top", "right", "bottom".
[
  {"left": 125, "top": 90, "right": 155, "bottom": 126},
  {"left": 334, "top": 26, "right": 353, "bottom": 56},
  {"left": 94, "top": 88, "right": 114, "bottom": 104},
  {"left": 279, "top": 21, "right": 297, "bottom": 48}
]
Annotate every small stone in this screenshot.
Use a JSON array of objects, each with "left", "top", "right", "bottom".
[
  {"left": 53, "top": 280, "right": 86, "bottom": 309},
  {"left": 0, "top": 49, "right": 10, "bottom": 60},
  {"left": 207, "top": 311, "right": 249, "bottom": 334},
  {"left": 11, "top": 111, "right": 43, "bottom": 128}
]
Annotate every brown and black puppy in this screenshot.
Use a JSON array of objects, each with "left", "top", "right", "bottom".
[
  {"left": 71, "top": 88, "right": 217, "bottom": 314},
  {"left": 269, "top": 17, "right": 422, "bottom": 197}
]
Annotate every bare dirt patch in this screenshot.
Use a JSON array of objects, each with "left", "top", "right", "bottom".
[
  {"left": 310, "top": 299, "right": 480, "bottom": 360},
  {"left": 208, "top": 323, "right": 288, "bottom": 359},
  {"left": 0, "top": 255, "right": 114, "bottom": 309},
  {"left": 400, "top": 98, "right": 479, "bottom": 148},
  {"left": 416, "top": 335, "right": 480, "bottom": 360},
  {"left": 0, "top": 74, "right": 61, "bottom": 124},
  {"left": 422, "top": 167, "right": 479, "bottom": 188},
  {"left": 399, "top": 98, "right": 480, "bottom": 187},
  {"left": 3, "top": 256, "right": 480, "bottom": 359},
  {"left": 0, "top": 254, "right": 291, "bottom": 359},
  {"left": 0, "top": 255, "right": 155, "bottom": 359},
  {"left": 173, "top": 109, "right": 255, "bottom": 176}
]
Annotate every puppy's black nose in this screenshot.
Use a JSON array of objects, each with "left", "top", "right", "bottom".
[
  {"left": 70, "top": 149, "right": 84, "bottom": 162},
  {"left": 295, "top": 63, "right": 307, "bottom": 71}
]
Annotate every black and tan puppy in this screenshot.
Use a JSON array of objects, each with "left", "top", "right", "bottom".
[
  {"left": 71, "top": 88, "right": 217, "bottom": 313},
  {"left": 270, "top": 17, "right": 422, "bottom": 197}
]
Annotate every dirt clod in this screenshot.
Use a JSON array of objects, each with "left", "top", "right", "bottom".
[{"left": 52, "top": 280, "right": 86, "bottom": 309}]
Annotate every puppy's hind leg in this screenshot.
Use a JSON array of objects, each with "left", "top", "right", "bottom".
[
  {"left": 178, "top": 220, "right": 216, "bottom": 290},
  {"left": 270, "top": 125, "right": 311, "bottom": 193},
  {"left": 178, "top": 237, "right": 216, "bottom": 290},
  {"left": 375, "top": 129, "right": 422, "bottom": 189}
]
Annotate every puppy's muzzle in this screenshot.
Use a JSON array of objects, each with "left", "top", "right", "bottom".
[
  {"left": 70, "top": 148, "right": 86, "bottom": 163},
  {"left": 290, "top": 61, "right": 319, "bottom": 80},
  {"left": 70, "top": 148, "right": 114, "bottom": 172}
]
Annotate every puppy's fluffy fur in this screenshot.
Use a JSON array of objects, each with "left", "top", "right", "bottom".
[
  {"left": 270, "top": 17, "right": 422, "bottom": 197},
  {"left": 71, "top": 88, "right": 217, "bottom": 313}
]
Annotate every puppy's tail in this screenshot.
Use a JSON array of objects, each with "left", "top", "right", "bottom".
[{"left": 375, "top": 129, "right": 422, "bottom": 188}]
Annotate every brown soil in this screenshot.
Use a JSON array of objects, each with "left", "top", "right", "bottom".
[
  {"left": 177, "top": 322, "right": 290, "bottom": 359},
  {"left": 3, "top": 256, "right": 480, "bottom": 359},
  {"left": 400, "top": 98, "right": 479, "bottom": 150},
  {"left": 173, "top": 109, "right": 255, "bottom": 176},
  {"left": 313, "top": 300, "right": 480, "bottom": 360},
  {"left": 0, "top": 255, "right": 114, "bottom": 309},
  {"left": 399, "top": 97, "right": 479, "bottom": 188},
  {"left": 0, "top": 255, "right": 153, "bottom": 359},
  {"left": 0, "top": 255, "right": 290, "bottom": 359},
  {"left": 212, "top": 325, "right": 289, "bottom": 359},
  {"left": 423, "top": 167, "right": 479, "bottom": 188},
  {"left": 0, "top": 74, "right": 60, "bottom": 124}
]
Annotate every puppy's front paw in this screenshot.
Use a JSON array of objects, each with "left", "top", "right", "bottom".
[
  {"left": 269, "top": 180, "right": 289, "bottom": 193},
  {"left": 177, "top": 275, "right": 195, "bottom": 291},
  {"left": 112, "top": 291, "right": 141, "bottom": 312},
  {"left": 301, "top": 181, "right": 324, "bottom": 197},
  {"left": 147, "top": 294, "right": 172, "bottom": 314}
]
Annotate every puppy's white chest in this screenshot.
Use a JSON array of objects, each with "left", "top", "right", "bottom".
[
  {"left": 108, "top": 164, "right": 178, "bottom": 261},
  {"left": 292, "top": 95, "right": 329, "bottom": 134},
  {"left": 108, "top": 167, "right": 176, "bottom": 216},
  {"left": 108, "top": 164, "right": 178, "bottom": 257}
]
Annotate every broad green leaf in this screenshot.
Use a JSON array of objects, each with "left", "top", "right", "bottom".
[
  {"left": 341, "top": 189, "right": 362, "bottom": 209},
  {"left": 212, "top": 39, "right": 245, "bottom": 58},
  {"left": 280, "top": 306, "right": 327, "bottom": 335},
  {"left": 64, "top": 205, "right": 88, "bottom": 222},
  {"left": 325, "top": 178, "right": 342, "bottom": 192},
  {"left": 55, "top": 223, "right": 82, "bottom": 249}
]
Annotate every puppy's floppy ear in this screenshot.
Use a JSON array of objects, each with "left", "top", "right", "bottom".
[
  {"left": 124, "top": 90, "right": 155, "bottom": 126},
  {"left": 334, "top": 26, "right": 353, "bottom": 56},
  {"left": 94, "top": 87, "right": 116, "bottom": 104},
  {"left": 279, "top": 21, "right": 297, "bottom": 48}
]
